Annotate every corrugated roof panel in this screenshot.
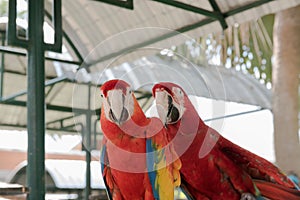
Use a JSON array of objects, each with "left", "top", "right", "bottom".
[
  {"left": 84, "top": 55, "right": 271, "bottom": 109},
  {"left": 226, "top": 0, "right": 300, "bottom": 25},
  {"left": 0, "top": 105, "right": 26, "bottom": 127},
  {"left": 217, "top": 0, "right": 258, "bottom": 12},
  {"left": 56, "top": 0, "right": 300, "bottom": 66},
  {"left": 3, "top": 73, "right": 26, "bottom": 97}
]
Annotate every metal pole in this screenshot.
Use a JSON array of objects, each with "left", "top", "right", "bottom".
[
  {"left": 26, "top": 0, "right": 46, "bottom": 199},
  {"left": 85, "top": 83, "right": 92, "bottom": 200},
  {"left": 93, "top": 118, "right": 100, "bottom": 149},
  {"left": 0, "top": 33, "right": 5, "bottom": 98},
  {"left": 7, "top": 1, "right": 61, "bottom": 198}
]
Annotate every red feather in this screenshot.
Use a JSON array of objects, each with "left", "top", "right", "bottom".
[
  {"left": 100, "top": 80, "right": 155, "bottom": 199},
  {"left": 254, "top": 180, "right": 300, "bottom": 200},
  {"left": 100, "top": 80, "right": 180, "bottom": 199},
  {"left": 153, "top": 82, "right": 300, "bottom": 200}
]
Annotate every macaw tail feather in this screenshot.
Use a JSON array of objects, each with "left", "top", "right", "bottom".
[{"left": 254, "top": 179, "right": 300, "bottom": 200}]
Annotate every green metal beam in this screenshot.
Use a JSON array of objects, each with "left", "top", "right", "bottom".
[
  {"left": 84, "top": 83, "right": 92, "bottom": 200},
  {"left": 93, "top": 118, "right": 101, "bottom": 149},
  {"left": 140, "top": 95, "right": 153, "bottom": 109},
  {"left": 136, "top": 93, "right": 152, "bottom": 100},
  {"left": 7, "top": 2, "right": 63, "bottom": 198},
  {"left": 95, "top": 108, "right": 101, "bottom": 117},
  {"left": 88, "top": 0, "right": 273, "bottom": 67},
  {"left": 7, "top": 0, "right": 28, "bottom": 48},
  {"left": 93, "top": 0, "right": 133, "bottom": 9},
  {"left": 45, "top": 84, "right": 55, "bottom": 98},
  {"left": 44, "top": 0, "right": 62, "bottom": 52},
  {"left": 61, "top": 28, "right": 84, "bottom": 64},
  {"left": 87, "top": 17, "right": 214, "bottom": 67},
  {"left": 0, "top": 99, "right": 97, "bottom": 114},
  {"left": 0, "top": 76, "right": 67, "bottom": 102},
  {"left": 208, "top": 0, "right": 228, "bottom": 29},
  {"left": 0, "top": 46, "right": 82, "bottom": 65},
  {"left": 2, "top": 3, "right": 83, "bottom": 65},
  {"left": 204, "top": 108, "right": 266, "bottom": 122},
  {"left": 46, "top": 115, "right": 77, "bottom": 126},
  {"left": 47, "top": 122, "right": 83, "bottom": 132},
  {"left": 0, "top": 34, "right": 5, "bottom": 98},
  {"left": 26, "top": 0, "right": 46, "bottom": 198},
  {"left": 44, "top": 7, "right": 85, "bottom": 63},
  {"left": 0, "top": 69, "right": 55, "bottom": 79},
  {"left": 0, "top": 123, "right": 78, "bottom": 133}
]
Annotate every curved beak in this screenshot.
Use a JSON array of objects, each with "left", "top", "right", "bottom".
[
  {"left": 108, "top": 90, "right": 129, "bottom": 125},
  {"left": 154, "top": 90, "right": 169, "bottom": 125},
  {"left": 155, "top": 89, "right": 180, "bottom": 125}
]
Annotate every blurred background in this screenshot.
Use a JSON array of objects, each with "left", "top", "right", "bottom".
[{"left": 0, "top": 0, "right": 299, "bottom": 199}]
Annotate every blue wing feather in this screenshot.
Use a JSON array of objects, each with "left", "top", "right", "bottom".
[
  {"left": 146, "top": 138, "right": 160, "bottom": 199},
  {"left": 100, "top": 143, "right": 113, "bottom": 200},
  {"left": 100, "top": 143, "right": 106, "bottom": 174}
]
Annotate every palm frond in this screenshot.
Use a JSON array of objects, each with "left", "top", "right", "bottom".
[{"left": 161, "top": 14, "right": 274, "bottom": 86}]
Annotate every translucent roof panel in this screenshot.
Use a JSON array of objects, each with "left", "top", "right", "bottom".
[
  {"left": 53, "top": 0, "right": 300, "bottom": 67},
  {"left": 73, "top": 55, "right": 271, "bottom": 109}
]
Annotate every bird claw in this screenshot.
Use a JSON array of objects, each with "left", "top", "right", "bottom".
[{"left": 240, "top": 193, "right": 256, "bottom": 200}]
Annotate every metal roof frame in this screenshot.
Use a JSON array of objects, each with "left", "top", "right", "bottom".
[
  {"left": 95, "top": 0, "right": 274, "bottom": 32},
  {"left": 94, "top": 0, "right": 134, "bottom": 10},
  {"left": 85, "top": 0, "right": 275, "bottom": 68},
  {"left": 0, "top": 0, "right": 282, "bottom": 130}
]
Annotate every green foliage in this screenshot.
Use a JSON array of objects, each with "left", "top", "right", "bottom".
[
  {"left": 0, "top": 0, "right": 8, "bottom": 17},
  {"left": 0, "top": 0, "right": 27, "bottom": 18},
  {"left": 161, "top": 15, "right": 275, "bottom": 88}
]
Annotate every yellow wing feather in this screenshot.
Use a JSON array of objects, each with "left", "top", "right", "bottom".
[
  {"left": 146, "top": 117, "right": 182, "bottom": 200},
  {"left": 152, "top": 135, "right": 182, "bottom": 199}
]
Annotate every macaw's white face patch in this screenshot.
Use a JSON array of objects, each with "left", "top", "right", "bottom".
[
  {"left": 155, "top": 87, "right": 185, "bottom": 125},
  {"left": 101, "top": 87, "right": 134, "bottom": 125}
]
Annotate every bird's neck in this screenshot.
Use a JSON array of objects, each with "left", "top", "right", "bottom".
[
  {"left": 100, "top": 109, "right": 124, "bottom": 141},
  {"left": 169, "top": 101, "right": 207, "bottom": 137},
  {"left": 130, "top": 98, "right": 148, "bottom": 126}
]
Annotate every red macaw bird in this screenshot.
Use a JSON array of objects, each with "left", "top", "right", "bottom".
[
  {"left": 100, "top": 79, "right": 181, "bottom": 200},
  {"left": 152, "top": 82, "right": 300, "bottom": 200}
]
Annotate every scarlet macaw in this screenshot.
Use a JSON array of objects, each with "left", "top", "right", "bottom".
[
  {"left": 152, "top": 82, "right": 300, "bottom": 200},
  {"left": 100, "top": 79, "right": 181, "bottom": 200}
]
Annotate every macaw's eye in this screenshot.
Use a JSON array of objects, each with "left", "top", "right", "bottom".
[
  {"left": 168, "top": 106, "right": 180, "bottom": 124},
  {"left": 168, "top": 95, "right": 173, "bottom": 106},
  {"left": 167, "top": 95, "right": 173, "bottom": 116},
  {"left": 166, "top": 95, "right": 180, "bottom": 124}
]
